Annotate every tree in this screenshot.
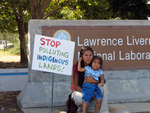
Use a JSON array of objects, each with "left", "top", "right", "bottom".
[
  {"left": 29, "top": 0, "right": 64, "bottom": 19},
  {"left": 107, "top": 0, "right": 150, "bottom": 19},
  {"left": 29, "top": 0, "right": 52, "bottom": 19},
  {"left": 0, "top": 0, "right": 112, "bottom": 64},
  {"left": 0, "top": 0, "right": 30, "bottom": 63},
  {"left": 0, "top": 0, "right": 68, "bottom": 63}
]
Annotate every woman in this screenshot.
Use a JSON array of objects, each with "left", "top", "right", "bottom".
[{"left": 71, "top": 46, "right": 109, "bottom": 113}]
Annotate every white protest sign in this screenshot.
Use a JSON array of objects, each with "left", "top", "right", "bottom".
[{"left": 32, "top": 34, "right": 75, "bottom": 76}]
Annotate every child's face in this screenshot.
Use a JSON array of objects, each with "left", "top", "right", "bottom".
[{"left": 91, "top": 59, "right": 101, "bottom": 70}]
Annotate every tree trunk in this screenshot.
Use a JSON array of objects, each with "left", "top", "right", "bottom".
[
  {"left": 30, "top": 0, "right": 52, "bottom": 19},
  {"left": 17, "top": 13, "right": 28, "bottom": 63},
  {"left": 19, "top": 35, "right": 28, "bottom": 63}
]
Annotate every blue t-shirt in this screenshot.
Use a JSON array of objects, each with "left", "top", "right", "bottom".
[{"left": 84, "top": 66, "right": 103, "bottom": 81}]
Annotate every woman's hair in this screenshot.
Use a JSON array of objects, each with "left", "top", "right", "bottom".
[
  {"left": 77, "top": 46, "right": 94, "bottom": 87},
  {"left": 92, "top": 55, "right": 103, "bottom": 69},
  {"left": 79, "top": 46, "right": 94, "bottom": 58}
]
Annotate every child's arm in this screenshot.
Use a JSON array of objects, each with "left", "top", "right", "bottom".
[
  {"left": 77, "top": 58, "right": 86, "bottom": 72},
  {"left": 100, "top": 75, "right": 104, "bottom": 86}
]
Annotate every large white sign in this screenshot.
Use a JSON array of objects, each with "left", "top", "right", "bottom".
[{"left": 32, "top": 34, "right": 75, "bottom": 76}]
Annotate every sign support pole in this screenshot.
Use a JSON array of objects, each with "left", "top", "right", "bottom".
[{"left": 51, "top": 73, "right": 55, "bottom": 113}]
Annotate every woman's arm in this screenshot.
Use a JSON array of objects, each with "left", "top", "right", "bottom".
[
  {"left": 77, "top": 58, "right": 85, "bottom": 72},
  {"left": 72, "top": 72, "right": 82, "bottom": 92},
  {"left": 84, "top": 75, "right": 99, "bottom": 84}
]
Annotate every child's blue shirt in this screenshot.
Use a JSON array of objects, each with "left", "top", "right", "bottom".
[{"left": 84, "top": 66, "right": 103, "bottom": 81}]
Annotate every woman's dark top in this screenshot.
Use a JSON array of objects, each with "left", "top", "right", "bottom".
[{"left": 73, "top": 62, "right": 85, "bottom": 88}]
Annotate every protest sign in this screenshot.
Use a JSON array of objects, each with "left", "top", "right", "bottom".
[{"left": 32, "top": 34, "right": 75, "bottom": 75}]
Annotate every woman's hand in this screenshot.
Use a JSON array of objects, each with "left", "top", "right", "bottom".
[
  {"left": 84, "top": 75, "right": 99, "bottom": 84},
  {"left": 84, "top": 75, "right": 92, "bottom": 83}
]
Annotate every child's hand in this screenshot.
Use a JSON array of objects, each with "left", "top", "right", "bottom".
[
  {"left": 101, "top": 83, "right": 104, "bottom": 87},
  {"left": 93, "top": 92, "right": 97, "bottom": 99}
]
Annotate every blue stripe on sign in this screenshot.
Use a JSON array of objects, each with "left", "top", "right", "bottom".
[{"left": 0, "top": 73, "right": 28, "bottom": 76}]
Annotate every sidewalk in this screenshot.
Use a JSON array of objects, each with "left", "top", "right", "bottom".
[
  {"left": 109, "top": 102, "right": 150, "bottom": 113},
  {"left": 21, "top": 102, "right": 150, "bottom": 113}
]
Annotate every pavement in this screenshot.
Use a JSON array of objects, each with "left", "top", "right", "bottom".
[{"left": 21, "top": 102, "right": 150, "bottom": 113}]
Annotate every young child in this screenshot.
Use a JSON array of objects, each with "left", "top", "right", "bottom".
[{"left": 77, "top": 55, "right": 104, "bottom": 113}]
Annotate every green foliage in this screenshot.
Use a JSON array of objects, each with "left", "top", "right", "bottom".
[
  {"left": 9, "top": 41, "right": 20, "bottom": 55},
  {"left": 107, "top": 0, "right": 150, "bottom": 19},
  {"left": 0, "top": 1, "right": 17, "bottom": 32},
  {"left": 46, "top": 0, "right": 112, "bottom": 20},
  {"left": 59, "top": 7, "right": 83, "bottom": 19},
  {"left": 63, "top": 0, "right": 112, "bottom": 19},
  {"left": 0, "top": 32, "right": 19, "bottom": 44},
  {"left": 0, "top": 0, "right": 30, "bottom": 33},
  {"left": 8, "top": 34, "right": 28, "bottom": 55}
]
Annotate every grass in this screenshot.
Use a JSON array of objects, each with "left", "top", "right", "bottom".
[
  {"left": 0, "top": 49, "right": 20, "bottom": 62},
  {"left": 0, "top": 49, "right": 28, "bottom": 69}
]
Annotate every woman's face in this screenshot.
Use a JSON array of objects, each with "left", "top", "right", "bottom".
[{"left": 82, "top": 50, "right": 93, "bottom": 66}]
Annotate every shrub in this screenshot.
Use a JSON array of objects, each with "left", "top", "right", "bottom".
[{"left": 9, "top": 42, "right": 20, "bottom": 55}]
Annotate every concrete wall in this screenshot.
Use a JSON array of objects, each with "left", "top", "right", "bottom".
[
  {"left": 104, "top": 69, "right": 150, "bottom": 103},
  {"left": 17, "top": 20, "right": 150, "bottom": 109},
  {"left": 0, "top": 68, "right": 28, "bottom": 92}
]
